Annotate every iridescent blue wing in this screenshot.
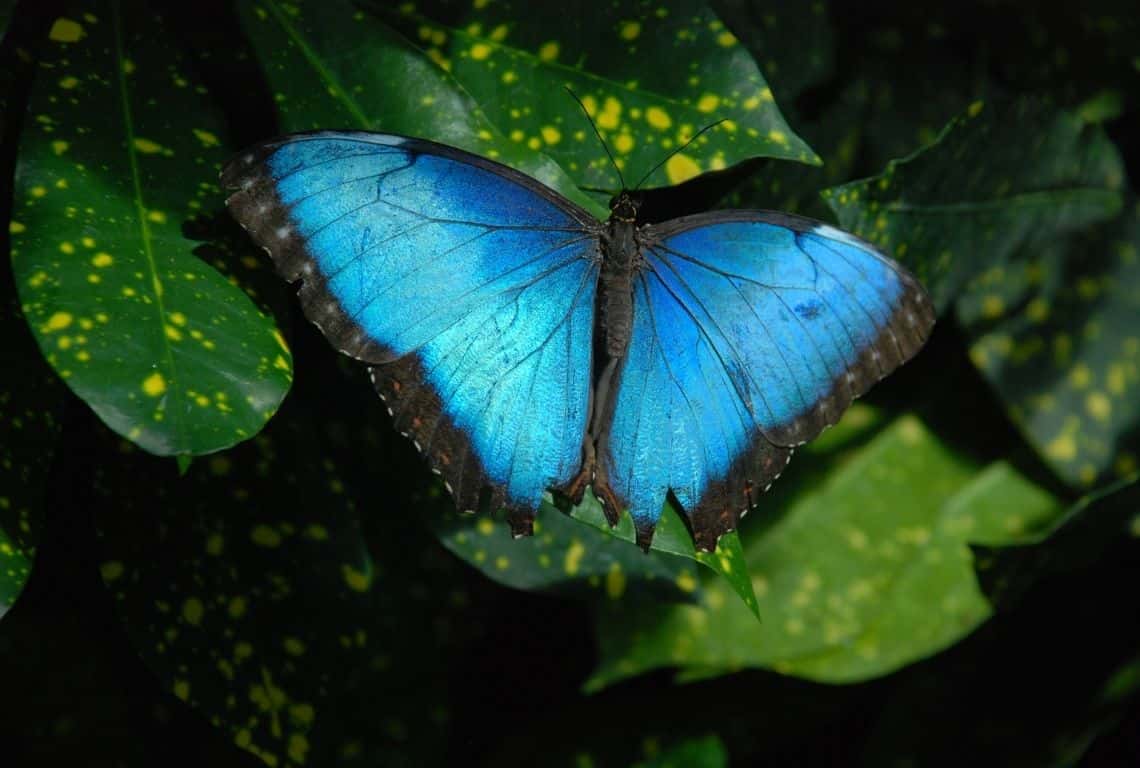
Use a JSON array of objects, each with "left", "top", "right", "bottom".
[
  {"left": 222, "top": 132, "right": 599, "bottom": 533},
  {"left": 600, "top": 212, "right": 935, "bottom": 549}
]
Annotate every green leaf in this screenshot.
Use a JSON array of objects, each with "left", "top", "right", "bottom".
[
  {"left": 0, "top": 273, "right": 62, "bottom": 618},
  {"left": 10, "top": 2, "right": 292, "bottom": 456},
  {"left": 380, "top": 0, "right": 819, "bottom": 190},
  {"left": 570, "top": 494, "right": 759, "bottom": 618},
  {"left": 94, "top": 367, "right": 461, "bottom": 768},
  {"left": 431, "top": 493, "right": 701, "bottom": 602},
  {"left": 973, "top": 475, "right": 1140, "bottom": 609},
  {"left": 587, "top": 412, "right": 1065, "bottom": 689},
  {"left": 634, "top": 733, "right": 728, "bottom": 768},
  {"left": 822, "top": 98, "right": 1126, "bottom": 312},
  {"left": 961, "top": 202, "right": 1140, "bottom": 488},
  {"left": 237, "top": 0, "right": 605, "bottom": 217}
]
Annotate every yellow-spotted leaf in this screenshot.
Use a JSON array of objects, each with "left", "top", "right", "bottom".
[
  {"left": 431, "top": 493, "right": 701, "bottom": 603},
  {"left": 822, "top": 98, "right": 1125, "bottom": 312},
  {"left": 10, "top": 2, "right": 291, "bottom": 456},
  {"left": 237, "top": 0, "right": 605, "bottom": 217},
  {"left": 94, "top": 367, "right": 464, "bottom": 768},
  {"left": 587, "top": 413, "right": 1064, "bottom": 690},
  {"left": 960, "top": 202, "right": 1140, "bottom": 489},
  {"left": 374, "top": 0, "right": 818, "bottom": 191},
  {"left": 0, "top": 267, "right": 64, "bottom": 618}
]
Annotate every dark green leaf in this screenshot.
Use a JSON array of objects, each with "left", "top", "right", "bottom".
[
  {"left": 961, "top": 202, "right": 1140, "bottom": 488},
  {"left": 237, "top": 0, "right": 604, "bottom": 216},
  {"left": 381, "top": 0, "right": 819, "bottom": 191},
  {"left": 95, "top": 369, "right": 461, "bottom": 768},
  {"left": 822, "top": 98, "right": 1125, "bottom": 312},
  {"left": 972, "top": 475, "right": 1140, "bottom": 609},
  {"left": 0, "top": 268, "right": 62, "bottom": 618},
  {"left": 570, "top": 494, "right": 759, "bottom": 617},
  {"left": 588, "top": 411, "right": 1064, "bottom": 689},
  {"left": 431, "top": 493, "right": 700, "bottom": 602},
  {"left": 10, "top": 2, "right": 292, "bottom": 456},
  {"left": 634, "top": 733, "right": 728, "bottom": 768}
]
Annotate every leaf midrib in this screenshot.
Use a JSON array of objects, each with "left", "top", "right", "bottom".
[{"left": 113, "top": 1, "right": 185, "bottom": 451}]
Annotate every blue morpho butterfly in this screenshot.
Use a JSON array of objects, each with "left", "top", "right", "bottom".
[{"left": 221, "top": 121, "right": 935, "bottom": 552}]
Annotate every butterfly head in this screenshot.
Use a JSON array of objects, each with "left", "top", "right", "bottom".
[{"left": 609, "top": 191, "right": 642, "bottom": 223}]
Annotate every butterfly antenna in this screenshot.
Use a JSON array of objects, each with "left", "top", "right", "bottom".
[
  {"left": 632, "top": 118, "right": 727, "bottom": 191},
  {"left": 564, "top": 86, "right": 627, "bottom": 191}
]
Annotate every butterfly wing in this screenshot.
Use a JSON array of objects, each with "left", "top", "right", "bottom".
[
  {"left": 600, "top": 211, "right": 935, "bottom": 549},
  {"left": 222, "top": 132, "right": 600, "bottom": 533}
]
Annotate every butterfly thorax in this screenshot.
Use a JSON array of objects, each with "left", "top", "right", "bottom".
[{"left": 599, "top": 192, "right": 643, "bottom": 359}]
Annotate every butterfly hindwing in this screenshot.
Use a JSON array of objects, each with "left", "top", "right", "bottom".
[
  {"left": 222, "top": 132, "right": 600, "bottom": 529},
  {"left": 601, "top": 212, "right": 935, "bottom": 548}
]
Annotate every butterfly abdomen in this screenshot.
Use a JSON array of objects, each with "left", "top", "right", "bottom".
[{"left": 598, "top": 218, "right": 638, "bottom": 358}]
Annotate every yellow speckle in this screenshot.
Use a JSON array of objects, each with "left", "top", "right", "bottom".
[
  {"left": 614, "top": 133, "right": 634, "bottom": 154},
  {"left": 665, "top": 153, "right": 700, "bottom": 184},
  {"left": 86, "top": 273, "right": 101, "bottom": 284},
  {"left": 1026, "top": 298, "right": 1049, "bottom": 322},
  {"left": 526, "top": 136, "right": 541, "bottom": 150},
  {"left": 273, "top": 354, "right": 289, "bottom": 371},
  {"left": 283, "top": 637, "right": 306, "bottom": 656},
  {"left": 206, "top": 533, "right": 224, "bottom": 555},
  {"left": 75, "top": 350, "right": 90, "bottom": 362},
  {"left": 430, "top": 29, "right": 446, "bottom": 46},
  {"left": 716, "top": 30, "right": 737, "bottom": 47},
  {"left": 490, "top": 24, "right": 509, "bottom": 42},
  {"left": 846, "top": 528, "right": 868, "bottom": 550},
  {"left": 538, "top": 41, "right": 559, "bottom": 62},
  {"left": 100, "top": 560, "right": 124, "bottom": 582},
  {"left": 1069, "top": 363, "right": 1092, "bottom": 389},
  {"left": 342, "top": 563, "right": 372, "bottom": 592},
  {"left": 122, "top": 59, "right": 135, "bottom": 74},
  {"left": 189, "top": 129, "right": 219, "bottom": 148},
  {"left": 675, "top": 570, "right": 697, "bottom": 593},
  {"left": 981, "top": 295, "right": 1005, "bottom": 319},
  {"left": 44, "top": 311, "right": 73, "bottom": 332},
  {"left": 228, "top": 596, "right": 247, "bottom": 618},
  {"left": 1106, "top": 364, "right": 1126, "bottom": 394},
  {"left": 645, "top": 106, "right": 672, "bottom": 130},
  {"left": 49, "top": 18, "right": 85, "bottom": 42},
  {"left": 182, "top": 597, "right": 204, "bottom": 626},
  {"left": 9, "top": 221, "right": 26, "bottom": 234},
  {"left": 564, "top": 540, "right": 585, "bottom": 576},
  {"left": 272, "top": 327, "right": 289, "bottom": 354},
  {"left": 1045, "top": 433, "right": 1077, "bottom": 461},
  {"left": 494, "top": 555, "right": 509, "bottom": 571},
  {"left": 165, "top": 325, "right": 183, "bottom": 341},
  {"left": 59, "top": 75, "right": 80, "bottom": 89},
  {"left": 288, "top": 734, "right": 310, "bottom": 765},
  {"left": 470, "top": 42, "right": 491, "bottom": 60},
  {"left": 477, "top": 517, "right": 495, "bottom": 535},
  {"left": 30, "top": 186, "right": 47, "bottom": 198},
  {"left": 696, "top": 93, "right": 719, "bottom": 113},
  {"left": 619, "top": 21, "right": 640, "bottom": 40},
  {"left": 767, "top": 129, "right": 788, "bottom": 145},
  {"left": 173, "top": 680, "right": 190, "bottom": 701},
  {"left": 142, "top": 371, "right": 166, "bottom": 397},
  {"left": 784, "top": 617, "right": 804, "bottom": 635},
  {"left": 509, "top": 129, "right": 524, "bottom": 142},
  {"left": 169, "top": 311, "right": 187, "bottom": 326},
  {"left": 1086, "top": 391, "right": 1111, "bottom": 421},
  {"left": 51, "top": 140, "right": 70, "bottom": 155},
  {"left": 501, "top": 70, "right": 518, "bottom": 84},
  {"left": 605, "top": 562, "right": 626, "bottom": 599},
  {"left": 967, "top": 100, "right": 985, "bottom": 117},
  {"left": 147, "top": 210, "right": 167, "bottom": 224},
  {"left": 234, "top": 641, "right": 252, "bottom": 660},
  {"left": 59, "top": 241, "right": 75, "bottom": 254},
  {"left": 251, "top": 524, "right": 281, "bottom": 548},
  {"left": 133, "top": 138, "right": 163, "bottom": 154},
  {"left": 597, "top": 96, "right": 621, "bottom": 130},
  {"left": 541, "top": 125, "right": 561, "bottom": 145}
]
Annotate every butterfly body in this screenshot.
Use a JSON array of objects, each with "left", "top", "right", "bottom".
[{"left": 223, "top": 131, "right": 934, "bottom": 551}]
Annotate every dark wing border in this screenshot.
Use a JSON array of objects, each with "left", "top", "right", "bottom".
[{"left": 220, "top": 131, "right": 600, "bottom": 532}]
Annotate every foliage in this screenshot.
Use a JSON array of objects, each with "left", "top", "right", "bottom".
[{"left": 2, "top": 0, "right": 1138, "bottom": 766}]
